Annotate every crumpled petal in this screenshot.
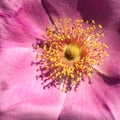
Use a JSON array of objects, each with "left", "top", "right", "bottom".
[
  {"left": 100, "top": 29, "right": 120, "bottom": 80},
  {"left": 108, "top": 0, "right": 120, "bottom": 21},
  {"left": 42, "top": 0, "right": 112, "bottom": 25},
  {"left": 23, "top": 0, "right": 52, "bottom": 31},
  {"left": 0, "top": 0, "right": 23, "bottom": 15},
  {"left": 0, "top": 0, "right": 51, "bottom": 48},
  {"left": 58, "top": 73, "right": 120, "bottom": 120},
  {"left": 0, "top": 47, "right": 66, "bottom": 120},
  {"left": 42, "top": 0, "right": 81, "bottom": 20}
]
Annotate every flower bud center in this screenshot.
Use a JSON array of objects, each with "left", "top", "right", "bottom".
[{"left": 64, "top": 44, "right": 81, "bottom": 61}]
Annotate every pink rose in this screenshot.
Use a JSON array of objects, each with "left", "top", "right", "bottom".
[{"left": 0, "top": 0, "right": 120, "bottom": 120}]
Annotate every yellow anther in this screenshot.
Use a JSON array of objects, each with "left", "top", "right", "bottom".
[
  {"left": 92, "top": 20, "right": 95, "bottom": 24},
  {"left": 93, "top": 25, "right": 96, "bottom": 29},
  {"left": 70, "top": 74, "right": 74, "bottom": 78},
  {"left": 98, "top": 24, "right": 103, "bottom": 29},
  {"left": 36, "top": 54, "right": 41, "bottom": 59},
  {"left": 50, "top": 73, "right": 53, "bottom": 76},
  {"left": 61, "top": 87, "right": 66, "bottom": 92},
  {"left": 43, "top": 45, "right": 47, "bottom": 50},
  {"left": 88, "top": 67, "right": 93, "bottom": 72},
  {"left": 101, "top": 33, "right": 104, "bottom": 37},
  {"left": 45, "top": 66, "right": 49, "bottom": 69},
  {"left": 79, "top": 72, "right": 82, "bottom": 76},
  {"left": 99, "top": 70, "right": 103, "bottom": 74},
  {"left": 56, "top": 73, "right": 60, "bottom": 78},
  {"left": 103, "top": 43, "right": 108, "bottom": 48},
  {"left": 104, "top": 52, "right": 109, "bottom": 57},
  {"left": 96, "top": 33, "right": 100, "bottom": 37},
  {"left": 36, "top": 45, "right": 40, "bottom": 49},
  {"left": 67, "top": 35, "right": 71, "bottom": 39},
  {"left": 73, "top": 81, "right": 77, "bottom": 85},
  {"left": 86, "top": 21, "right": 89, "bottom": 24},
  {"left": 87, "top": 73, "right": 91, "bottom": 77}
]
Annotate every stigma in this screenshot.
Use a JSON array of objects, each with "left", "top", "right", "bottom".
[
  {"left": 64, "top": 44, "right": 81, "bottom": 61},
  {"left": 32, "top": 18, "right": 109, "bottom": 92}
]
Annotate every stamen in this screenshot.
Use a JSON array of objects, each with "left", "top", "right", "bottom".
[{"left": 32, "top": 18, "right": 109, "bottom": 92}]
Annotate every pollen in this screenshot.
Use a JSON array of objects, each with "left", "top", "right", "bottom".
[{"left": 32, "top": 18, "right": 109, "bottom": 92}]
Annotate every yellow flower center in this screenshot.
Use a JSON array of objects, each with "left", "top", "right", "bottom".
[
  {"left": 64, "top": 44, "right": 81, "bottom": 61},
  {"left": 33, "top": 18, "right": 109, "bottom": 92}
]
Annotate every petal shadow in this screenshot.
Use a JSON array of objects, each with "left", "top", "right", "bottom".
[
  {"left": 77, "top": 0, "right": 112, "bottom": 25},
  {"left": 0, "top": 81, "right": 9, "bottom": 91},
  {"left": 0, "top": 111, "right": 56, "bottom": 120},
  {"left": 58, "top": 113, "right": 103, "bottom": 120},
  {"left": 98, "top": 73, "right": 120, "bottom": 85}
]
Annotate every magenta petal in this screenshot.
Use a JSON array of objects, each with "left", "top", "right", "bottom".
[
  {"left": 42, "top": 0, "right": 81, "bottom": 20},
  {"left": 0, "top": 103, "right": 65, "bottom": 120},
  {"left": 58, "top": 73, "right": 120, "bottom": 120},
  {"left": 23, "top": 0, "right": 51, "bottom": 30},
  {"left": 108, "top": 0, "right": 120, "bottom": 21},
  {"left": 77, "top": 0, "right": 112, "bottom": 25},
  {"left": 100, "top": 29, "right": 120, "bottom": 78},
  {"left": 0, "top": 0, "right": 51, "bottom": 48},
  {"left": 0, "top": 0, "right": 23, "bottom": 15},
  {"left": 0, "top": 47, "right": 66, "bottom": 120},
  {"left": 0, "top": 14, "right": 41, "bottom": 48},
  {"left": 42, "top": 0, "right": 112, "bottom": 25}
]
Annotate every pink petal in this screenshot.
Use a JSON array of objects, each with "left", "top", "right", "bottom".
[
  {"left": 108, "top": 0, "right": 120, "bottom": 21},
  {"left": 42, "top": 0, "right": 112, "bottom": 25},
  {"left": 42, "top": 0, "right": 81, "bottom": 20},
  {"left": 23, "top": 0, "right": 51, "bottom": 31},
  {"left": 58, "top": 73, "right": 120, "bottom": 120},
  {"left": 76, "top": 0, "right": 112, "bottom": 25},
  {"left": 0, "top": 47, "right": 66, "bottom": 120},
  {"left": 0, "top": 0, "right": 23, "bottom": 15},
  {"left": 0, "top": 0, "right": 51, "bottom": 47},
  {"left": 100, "top": 29, "right": 120, "bottom": 79}
]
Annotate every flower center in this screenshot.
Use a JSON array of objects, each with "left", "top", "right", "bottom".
[
  {"left": 64, "top": 44, "right": 81, "bottom": 61},
  {"left": 33, "top": 18, "right": 109, "bottom": 92}
]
